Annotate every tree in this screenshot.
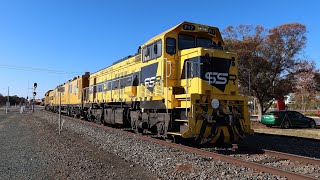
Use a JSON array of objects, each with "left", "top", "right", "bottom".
[
  {"left": 313, "top": 72, "right": 320, "bottom": 91},
  {"left": 292, "top": 60, "right": 318, "bottom": 111},
  {"left": 223, "top": 23, "right": 307, "bottom": 118}
]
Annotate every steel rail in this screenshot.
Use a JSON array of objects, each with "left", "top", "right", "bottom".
[
  {"left": 47, "top": 111, "right": 317, "bottom": 180},
  {"left": 263, "top": 149, "right": 320, "bottom": 166}
]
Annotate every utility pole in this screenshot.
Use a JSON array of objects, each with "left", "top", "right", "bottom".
[
  {"left": 32, "top": 83, "right": 37, "bottom": 113},
  {"left": 58, "top": 86, "right": 65, "bottom": 134},
  {"left": 6, "top": 87, "right": 10, "bottom": 114}
]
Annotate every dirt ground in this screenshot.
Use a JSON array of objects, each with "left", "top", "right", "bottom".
[{"left": 251, "top": 121, "right": 320, "bottom": 140}]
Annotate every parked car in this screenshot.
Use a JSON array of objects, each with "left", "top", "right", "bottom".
[{"left": 261, "top": 110, "right": 317, "bottom": 129}]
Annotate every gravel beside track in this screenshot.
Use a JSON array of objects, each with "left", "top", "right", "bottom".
[
  {"left": 0, "top": 111, "right": 154, "bottom": 179},
  {"left": 25, "top": 110, "right": 286, "bottom": 179}
]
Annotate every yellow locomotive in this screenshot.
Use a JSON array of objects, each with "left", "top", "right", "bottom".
[
  {"left": 44, "top": 90, "right": 53, "bottom": 110},
  {"left": 45, "top": 21, "right": 252, "bottom": 144},
  {"left": 45, "top": 72, "right": 90, "bottom": 116},
  {"left": 82, "top": 21, "right": 252, "bottom": 144}
]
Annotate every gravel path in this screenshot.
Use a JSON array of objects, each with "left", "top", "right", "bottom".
[
  {"left": 0, "top": 112, "right": 47, "bottom": 179},
  {"left": 0, "top": 111, "right": 154, "bottom": 179},
  {"left": 27, "top": 110, "right": 286, "bottom": 179}
]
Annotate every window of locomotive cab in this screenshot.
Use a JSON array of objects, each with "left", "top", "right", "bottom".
[
  {"left": 196, "top": 37, "right": 212, "bottom": 48},
  {"left": 166, "top": 37, "right": 176, "bottom": 54},
  {"left": 178, "top": 34, "right": 195, "bottom": 50},
  {"left": 142, "top": 40, "right": 162, "bottom": 62},
  {"left": 142, "top": 46, "right": 151, "bottom": 62},
  {"left": 152, "top": 40, "right": 162, "bottom": 59}
]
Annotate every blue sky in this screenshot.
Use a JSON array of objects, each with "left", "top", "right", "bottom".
[{"left": 0, "top": 0, "right": 319, "bottom": 98}]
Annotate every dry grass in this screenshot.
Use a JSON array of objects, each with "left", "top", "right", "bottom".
[{"left": 254, "top": 128, "right": 320, "bottom": 140}]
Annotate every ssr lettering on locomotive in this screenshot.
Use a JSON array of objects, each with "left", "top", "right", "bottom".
[
  {"left": 205, "top": 72, "right": 228, "bottom": 85},
  {"left": 44, "top": 21, "right": 253, "bottom": 145}
]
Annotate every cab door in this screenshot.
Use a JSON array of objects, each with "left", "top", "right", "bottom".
[{"left": 165, "top": 37, "right": 178, "bottom": 87}]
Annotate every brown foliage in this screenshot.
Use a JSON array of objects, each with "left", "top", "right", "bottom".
[
  {"left": 223, "top": 23, "right": 307, "bottom": 114},
  {"left": 292, "top": 60, "right": 318, "bottom": 111}
]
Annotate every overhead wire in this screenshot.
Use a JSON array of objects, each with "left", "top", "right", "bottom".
[{"left": 0, "top": 64, "right": 85, "bottom": 75}]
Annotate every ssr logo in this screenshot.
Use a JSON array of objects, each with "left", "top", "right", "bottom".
[
  {"left": 144, "top": 76, "right": 161, "bottom": 88},
  {"left": 205, "top": 72, "right": 228, "bottom": 85},
  {"left": 144, "top": 77, "right": 156, "bottom": 87}
]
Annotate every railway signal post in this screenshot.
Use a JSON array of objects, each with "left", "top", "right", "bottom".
[{"left": 32, "top": 83, "right": 37, "bottom": 113}]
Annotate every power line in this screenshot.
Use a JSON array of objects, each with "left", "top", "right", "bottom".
[{"left": 0, "top": 64, "right": 84, "bottom": 75}]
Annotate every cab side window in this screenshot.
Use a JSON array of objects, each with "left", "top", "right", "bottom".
[
  {"left": 142, "top": 40, "right": 162, "bottom": 62},
  {"left": 166, "top": 37, "right": 176, "bottom": 55}
]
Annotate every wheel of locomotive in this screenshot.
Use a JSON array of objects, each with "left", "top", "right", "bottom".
[
  {"left": 86, "top": 112, "right": 92, "bottom": 121},
  {"left": 131, "top": 119, "right": 143, "bottom": 133},
  {"left": 131, "top": 118, "right": 137, "bottom": 132},
  {"left": 156, "top": 122, "right": 166, "bottom": 136},
  {"left": 69, "top": 108, "right": 73, "bottom": 117},
  {"left": 95, "top": 113, "right": 102, "bottom": 125},
  {"left": 75, "top": 113, "right": 80, "bottom": 119}
]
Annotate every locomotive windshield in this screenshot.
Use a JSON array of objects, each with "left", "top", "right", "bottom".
[
  {"left": 196, "top": 37, "right": 212, "bottom": 48},
  {"left": 178, "top": 34, "right": 195, "bottom": 50},
  {"left": 178, "top": 34, "right": 217, "bottom": 50}
]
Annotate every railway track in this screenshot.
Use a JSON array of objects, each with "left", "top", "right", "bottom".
[
  {"left": 203, "top": 145, "right": 320, "bottom": 179},
  {"left": 47, "top": 110, "right": 320, "bottom": 179}
]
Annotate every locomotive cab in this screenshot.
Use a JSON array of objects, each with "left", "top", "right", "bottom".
[{"left": 162, "top": 22, "right": 253, "bottom": 144}]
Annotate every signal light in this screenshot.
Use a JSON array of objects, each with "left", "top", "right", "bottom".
[
  {"left": 33, "top": 92, "right": 37, "bottom": 96},
  {"left": 34, "top": 83, "right": 37, "bottom": 88}
]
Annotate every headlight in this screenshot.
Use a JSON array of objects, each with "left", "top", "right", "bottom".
[{"left": 211, "top": 99, "right": 219, "bottom": 109}]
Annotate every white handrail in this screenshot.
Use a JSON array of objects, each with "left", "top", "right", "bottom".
[
  {"left": 165, "top": 58, "right": 169, "bottom": 113},
  {"left": 185, "top": 61, "right": 189, "bottom": 118},
  {"left": 167, "top": 61, "right": 172, "bottom": 78}
]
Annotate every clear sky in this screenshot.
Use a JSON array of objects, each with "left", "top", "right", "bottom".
[{"left": 0, "top": 0, "right": 319, "bottom": 98}]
